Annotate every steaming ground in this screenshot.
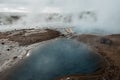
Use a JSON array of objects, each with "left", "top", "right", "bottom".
[
  {"left": 0, "top": 12, "right": 120, "bottom": 35},
  {"left": 0, "top": 1, "right": 120, "bottom": 80}
]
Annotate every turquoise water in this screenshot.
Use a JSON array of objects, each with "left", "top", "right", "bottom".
[{"left": 6, "top": 38, "right": 103, "bottom": 80}]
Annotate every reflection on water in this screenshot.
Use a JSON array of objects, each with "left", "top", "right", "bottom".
[{"left": 6, "top": 38, "right": 103, "bottom": 80}]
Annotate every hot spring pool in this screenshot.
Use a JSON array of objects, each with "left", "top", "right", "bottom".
[{"left": 5, "top": 38, "right": 104, "bottom": 80}]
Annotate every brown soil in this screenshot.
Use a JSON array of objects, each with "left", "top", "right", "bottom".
[{"left": 0, "top": 29, "right": 61, "bottom": 46}]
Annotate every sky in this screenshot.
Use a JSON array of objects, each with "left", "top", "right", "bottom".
[{"left": 0, "top": 0, "right": 120, "bottom": 13}]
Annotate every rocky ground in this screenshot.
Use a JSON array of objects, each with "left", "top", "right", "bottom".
[{"left": 0, "top": 29, "right": 120, "bottom": 80}]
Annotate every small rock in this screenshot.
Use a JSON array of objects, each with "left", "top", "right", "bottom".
[
  {"left": 13, "top": 56, "right": 18, "bottom": 60},
  {"left": 1, "top": 42, "right": 5, "bottom": 45},
  {"left": 7, "top": 49, "right": 10, "bottom": 51},
  {"left": 100, "top": 37, "right": 112, "bottom": 46}
]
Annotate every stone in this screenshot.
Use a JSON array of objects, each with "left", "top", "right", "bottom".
[{"left": 100, "top": 37, "right": 112, "bottom": 46}]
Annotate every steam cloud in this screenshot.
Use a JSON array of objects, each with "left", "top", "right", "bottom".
[{"left": 0, "top": 0, "right": 120, "bottom": 34}]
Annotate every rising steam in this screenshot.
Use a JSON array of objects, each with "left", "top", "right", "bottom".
[{"left": 0, "top": 0, "right": 120, "bottom": 34}]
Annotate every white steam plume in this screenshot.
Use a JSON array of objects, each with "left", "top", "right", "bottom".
[{"left": 0, "top": 0, "right": 120, "bottom": 34}]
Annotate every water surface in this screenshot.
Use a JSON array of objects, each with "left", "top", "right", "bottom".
[{"left": 5, "top": 38, "right": 103, "bottom": 80}]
